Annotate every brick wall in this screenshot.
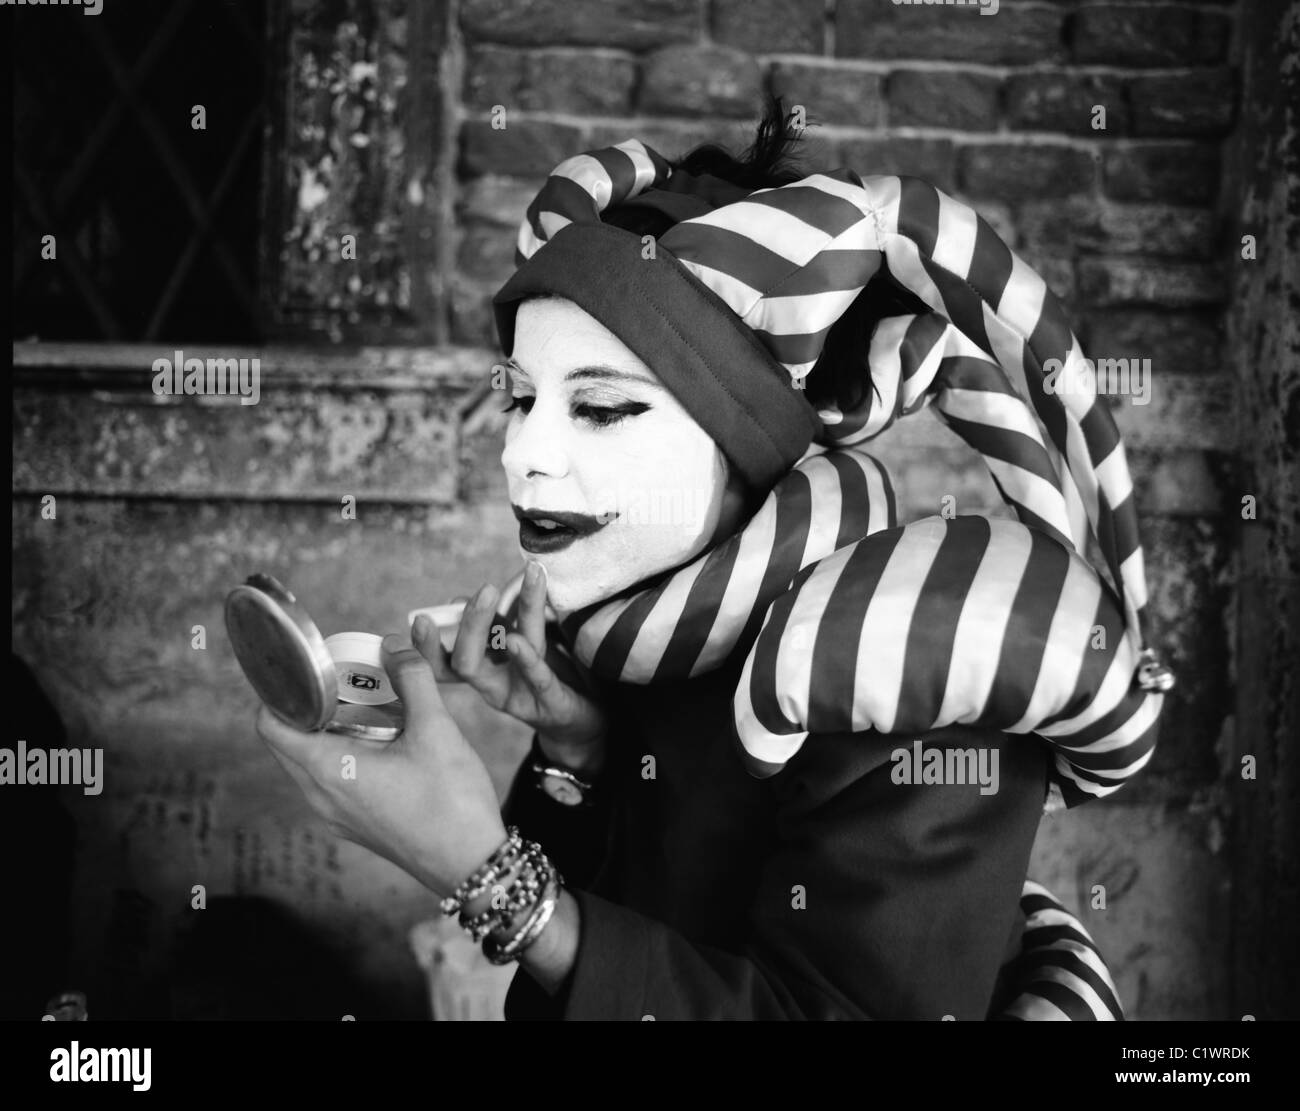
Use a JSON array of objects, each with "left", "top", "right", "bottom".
[{"left": 13, "top": 0, "right": 1295, "bottom": 1019}]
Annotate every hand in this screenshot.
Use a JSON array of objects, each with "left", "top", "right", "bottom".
[
  {"left": 256, "top": 632, "right": 507, "bottom": 898},
  {"left": 430, "top": 561, "right": 608, "bottom": 774}
]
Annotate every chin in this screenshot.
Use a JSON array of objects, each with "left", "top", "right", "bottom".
[
  {"left": 519, "top": 526, "right": 709, "bottom": 615},
  {"left": 515, "top": 545, "right": 602, "bottom": 614},
  {"left": 525, "top": 549, "right": 652, "bottom": 615},
  {"left": 533, "top": 565, "right": 618, "bottom": 614},
  {"left": 541, "top": 581, "right": 601, "bottom": 615}
]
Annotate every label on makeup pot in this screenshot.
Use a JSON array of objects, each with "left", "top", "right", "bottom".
[{"left": 324, "top": 632, "right": 398, "bottom": 705}]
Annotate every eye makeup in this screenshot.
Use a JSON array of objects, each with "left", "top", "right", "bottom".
[{"left": 499, "top": 393, "right": 650, "bottom": 429}]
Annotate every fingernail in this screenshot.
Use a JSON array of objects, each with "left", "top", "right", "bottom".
[
  {"left": 412, "top": 614, "right": 432, "bottom": 641},
  {"left": 381, "top": 633, "right": 405, "bottom": 652},
  {"left": 529, "top": 560, "right": 546, "bottom": 583}
]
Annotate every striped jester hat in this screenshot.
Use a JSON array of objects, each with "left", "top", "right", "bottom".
[{"left": 490, "top": 133, "right": 1176, "bottom": 805}]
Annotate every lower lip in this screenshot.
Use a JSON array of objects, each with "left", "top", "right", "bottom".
[{"left": 518, "top": 519, "right": 603, "bottom": 553}]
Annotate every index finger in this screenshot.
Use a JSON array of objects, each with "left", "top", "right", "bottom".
[
  {"left": 411, "top": 617, "right": 460, "bottom": 683},
  {"left": 518, "top": 560, "right": 548, "bottom": 656},
  {"left": 450, "top": 583, "right": 499, "bottom": 681}
]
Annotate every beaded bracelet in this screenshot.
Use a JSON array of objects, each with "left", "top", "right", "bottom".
[
  {"left": 457, "top": 841, "right": 548, "bottom": 942},
  {"left": 442, "top": 827, "right": 565, "bottom": 962},
  {"left": 439, "top": 826, "right": 524, "bottom": 917},
  {"left": 483, "top": 869, "right": 562, "bottom": 966}
]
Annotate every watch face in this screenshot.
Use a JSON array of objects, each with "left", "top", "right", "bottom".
[{"left": 540, "top": 774, "right": 585, "bottom": 807}]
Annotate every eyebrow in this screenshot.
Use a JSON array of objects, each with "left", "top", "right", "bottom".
[{"left": 506, "top": 357, "right": 665, "bottom": 391}]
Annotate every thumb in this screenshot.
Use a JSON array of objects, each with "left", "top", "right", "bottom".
[{"left": 380, "top": 631, "right": 452, "bottom": 733}]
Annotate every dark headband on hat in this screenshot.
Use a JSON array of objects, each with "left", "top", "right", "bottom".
[{"left": 493, "top": 221, "right": 821, "bottom": 495}]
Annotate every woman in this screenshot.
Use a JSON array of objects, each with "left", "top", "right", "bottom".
[{"left": 258, "top": 99, "right": 1172, "bottom": 1020}]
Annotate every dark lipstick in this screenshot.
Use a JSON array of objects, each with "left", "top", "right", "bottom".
[{"left": 512, "top": 505, "right": 615, "bottom": 554}]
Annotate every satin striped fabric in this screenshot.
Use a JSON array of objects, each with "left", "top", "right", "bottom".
[
  {"left": 831, "top": 312, "right": 1086, "bottom": 558},
  {"left": 732, "top": 513, "right": 1163, "bottom": 809},
  {"left": 797, "top": 177, "right": 1153, "bottom": 678},
  {"left": 995, "top": 881, "right": 1124, "bottom": 1020},
  {"left": 515, "top": 138, "right": 672, "bottom": 266},
  {"left": 510, "top": 138, "right": 1174, "bottom": 695}
]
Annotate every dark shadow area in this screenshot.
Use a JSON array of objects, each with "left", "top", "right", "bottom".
[
  {"left": 0, "top": 655, "right": 78, "bottom": 1019},
  {"left": 164, "top": 895, "right": 405, "bottom": 1021},
  {"left": 12, "top": 0, "right": 267, "bottom": 342}
]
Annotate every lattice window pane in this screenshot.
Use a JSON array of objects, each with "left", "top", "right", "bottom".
[{"left": 13, "top": 0, "right": 268, "bottom": 343}]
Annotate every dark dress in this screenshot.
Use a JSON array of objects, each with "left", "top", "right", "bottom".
[{"left": 500, "top": 651, "right": 1050, "bottom": 1020}]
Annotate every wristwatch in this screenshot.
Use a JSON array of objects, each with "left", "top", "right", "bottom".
[{"left": 529, "top": 734, "right": 597, "bottom": 808}]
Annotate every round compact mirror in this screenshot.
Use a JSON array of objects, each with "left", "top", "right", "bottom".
[{"left": 224, "top": 573, "right": 404, "bottom": 741}]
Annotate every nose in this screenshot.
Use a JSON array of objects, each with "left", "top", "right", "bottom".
[{"left": 500, "top": 393, "right": 570, "bottom": 483}]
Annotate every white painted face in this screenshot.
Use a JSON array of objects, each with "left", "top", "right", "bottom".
[{"left": 500, "top": 296, "right": 739, "bottom": 615}]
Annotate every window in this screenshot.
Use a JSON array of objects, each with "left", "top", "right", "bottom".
[{"left": 13, "top": 0, "right": 268, "bottom": 343}]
